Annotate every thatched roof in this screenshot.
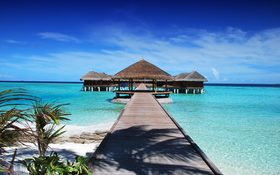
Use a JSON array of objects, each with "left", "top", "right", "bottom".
[
  {"left": 114, "top": 59, "right": 172, "bottom": 80},
  {"left": 174, "top": 71, "right": 208, "bottom": 82},
  {"left": 80, "top": 71, "right": 112, "bottom": 81}
]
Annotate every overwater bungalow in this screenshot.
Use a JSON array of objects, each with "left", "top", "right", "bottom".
[
  {"left": 113, "top": 59, "right": 173, "bottom": 98},
  {"left": 80, "top": 71, "right": 112, "bottom": 91},
  {"left": 80, "top": 59, "right": 208, "bottom": 94},
  {"left": 172, "top": 71, "right": 208, "bottom": 94}
]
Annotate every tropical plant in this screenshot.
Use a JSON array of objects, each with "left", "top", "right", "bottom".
[
  {"left": 64, "top": 156, "right": 91, "bottom": 174},
  {"left": 26, "top": 102, "right": 70, "bottom": 157},
  {"left": 22, "top": 152, "right": 64, "bottom": 175},
  {"left": 0, "top": 89, "right": 35, "bottom": 173},
  {"left": 0, "top": 108, "right": 24, "bottom": 152},
  {"left": 22, "top": 152, "right": 91, "bottom": 175},
  {"left": 0, "top": 89, "right": 91, "bottom": 174},
  {"left": 0, "top": 89, "right": 33, "bottom": 152}
]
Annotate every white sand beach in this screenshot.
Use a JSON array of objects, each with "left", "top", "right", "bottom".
[
  {"left": 3, "top": 122, "right": 113, "bottom": 174},
  {"left": 63, "top": 122, "right": 113, "bottom": 137}
]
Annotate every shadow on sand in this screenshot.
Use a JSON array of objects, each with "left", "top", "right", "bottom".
[
  {"left": 5, "top": 146, "right": 78, "bottom": 163},
  {"left": 3, "top": 147, "right": 79, "bottom": 174}
]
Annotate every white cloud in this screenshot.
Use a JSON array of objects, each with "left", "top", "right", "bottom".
[
  {"left": 212, "top": 68, "right": 220, "bottom": 80},
  {"left": 37, "top": 32, "right": 80, "bottom": 42},
  {"left": 4, "top": 39, "right": 25, "bottom": 44},
  {"left": 2, "top": 26, "right": 280, "bottom": 83},
  {"left": 0, "top": 73, "right": 13, "bottom": 79},
  {"left": 110, "top": 26, "right": 279, "bottom": 80}
]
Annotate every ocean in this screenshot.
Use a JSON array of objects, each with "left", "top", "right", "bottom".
[{"left": 1, "top": 82, "right": 279, "bottom": 175}]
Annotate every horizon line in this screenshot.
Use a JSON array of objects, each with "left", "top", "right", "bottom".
[{"left": 0, "top": 80, "right": 279, "bottom": 87}]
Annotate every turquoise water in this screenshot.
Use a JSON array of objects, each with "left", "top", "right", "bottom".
[
  {"left": 0, "top": 82, "right": 123, "bottom": 125},
  {"left": 1, "top": 82, "right": 279, "bottom": 175},
  {"left": 164, "top": 86, "right": 280, "bottom": 175}
]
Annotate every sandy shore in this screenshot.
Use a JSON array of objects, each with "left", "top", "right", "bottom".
[
  {"left": 63, "top": 122, "right": 113, "bottom": 137},
  {"left": 3, "top": 122, "right": 114, "bottom": 173}
]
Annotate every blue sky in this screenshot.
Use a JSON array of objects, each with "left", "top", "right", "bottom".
[{"left": 0, "top": 0, "right": 280, "bottom": 83}]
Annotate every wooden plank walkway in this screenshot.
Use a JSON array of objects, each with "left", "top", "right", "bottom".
[{"left": 91, "top": 84, "right": 222, "bottom": 175}]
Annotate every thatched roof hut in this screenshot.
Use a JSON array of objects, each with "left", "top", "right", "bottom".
[
  {"left": 114, "top": 59, "right": 172, "bottom": 80},
  {"left": 174, "top": 71, "right": 208, "bottom": 82},
  {"left": 80, "top": 71, "right": 112, "bottom": 81}
]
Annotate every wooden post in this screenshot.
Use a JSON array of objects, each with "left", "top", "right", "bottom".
[
  {"left": 130, "top": 79, "right": 132, "bottom": 91},
  {"left": 155, "top": 80, "right": 157, "bottom": 92},
  {"left": 165, "top": 80, "right": 168, "bottom": 91},
  {"left": 118, "top": 79, "right": 120, "bottom": 91}
]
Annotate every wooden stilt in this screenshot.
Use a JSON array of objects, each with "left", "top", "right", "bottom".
[
  {"left": 118, "top": 79, "right": 120, "bottom": 91},
  {"left": 155, "top": 79, "right": 157, "bottom": 92}
]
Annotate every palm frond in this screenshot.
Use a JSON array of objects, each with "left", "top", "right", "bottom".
[{"left": 0, "top": 89, "right": 35, "bottom": 153}]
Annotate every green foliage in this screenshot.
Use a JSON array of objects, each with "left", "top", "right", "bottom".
[
  {"left": 0, "top": 108, "right": 23, "bottom": 149},
  {"left": 0, "top": 89, "right": 33, "bottom": 153},
  {"left": 0, "top": 165, "right": 9, "bottom": 173},
  {"left": 22, "top": 152, "right": 92, "bottom": 175},
  {"left": 0, "top": 89, "right": 92, "bottom": 175},
  {"left": 0, "top": 89, "right": 36, "bottom": 155},
  {"left": 28, "top": 102, "right": 70, "bottom": 157},
  {"left": 64, "top": 156, "right": 91, "bottom": 175},
  {"left": 0, "top": 89, "right": 36, "bottom": 173}
]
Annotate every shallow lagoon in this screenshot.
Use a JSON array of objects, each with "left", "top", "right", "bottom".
[{"left": 1, "top": 82, "right": 279, "bottom": 175}]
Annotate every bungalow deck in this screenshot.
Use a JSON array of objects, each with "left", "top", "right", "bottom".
[{"left": 90, "top": 84, "right": 222, "bottom": 175}]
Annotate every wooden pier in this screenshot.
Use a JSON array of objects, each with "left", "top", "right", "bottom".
[{"left": 91, "top": 84, "right": 222, "bottom": 175}]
